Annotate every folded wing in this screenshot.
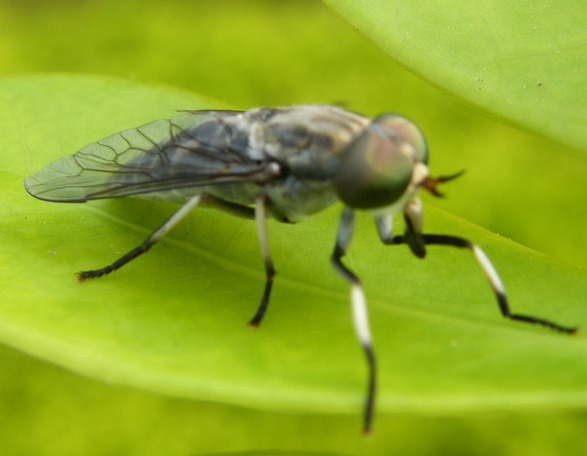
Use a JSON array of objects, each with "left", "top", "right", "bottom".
[{"left": 24, "top": 111, "right": 273, "bottom": 202}]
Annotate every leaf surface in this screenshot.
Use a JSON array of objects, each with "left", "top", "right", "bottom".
[
  {"left": 1, "top": 75, "right": 586, "bottom": 420},
  {"left": 325, "top": 0, "right": 587, "bottom": 153}
]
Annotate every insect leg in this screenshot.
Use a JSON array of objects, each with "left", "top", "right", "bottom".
[
  {"left": 421, "top": 235, "right": 577, "bottom": 333},
  {"left": 375, "top": 213, "right": 393, "bottom": 243},
  {"left": 382, "top": 223, "right": 577, "bottom": 333},
  {"left": 77, "top": 194, "right": 203, "bottom": 280},
  {"left": 376, "top": 200, "right": 427, "bottom": 261},
  {"left": 202, "top": 194, "right": 255, "bottom": 220},
  {"left": 248, "top": 193, "right": 275, "bottom": 327},
  {"left": 331, "top": 206, "right": 376, "bottom": 434}
]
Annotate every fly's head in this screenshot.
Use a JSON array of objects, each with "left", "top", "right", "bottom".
[
  {"left": 334, "top": 114, "right": 428, "bottom": 211},
  {"left": 334, "top": 113, "right": 463, "bottom": 213}
]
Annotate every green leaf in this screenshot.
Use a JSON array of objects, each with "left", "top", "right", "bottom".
[
  {"left": 5, "top": 342, "right": 587, "bottom": 456},
  {"left": 1, "top": 75, "right": 586, "bottom": 427},
  {"left": 5, "top": 341, "right": 587, "bottom": 456},
  {"left": 324, "top": 0, "right": 587, "bottom": 153},
  {"left": 3, "top": 0, "right": 587, "bottom": 274}
]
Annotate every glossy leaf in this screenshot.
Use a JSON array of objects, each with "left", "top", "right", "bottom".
[
  {"left": 2, "top": 0, "right": 587, "bottom": 272},
  {"left": 0, "top": 76, "right": 586, "bottom": 424},
  {"left": 4, "top": 342, "right": 587, "bottom": 456},
  {"left": 324, "top": 0, "right": 587, "bottom": 153}
]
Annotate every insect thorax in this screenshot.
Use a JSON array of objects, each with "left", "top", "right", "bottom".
[
  {"left": 250, "top": 105, "right": 370, "bottom": 221},
  {"left": 134, "top": 105, "right": 371, "bottom": 222}
]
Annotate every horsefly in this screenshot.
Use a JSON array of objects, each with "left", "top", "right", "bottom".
[{"left": 24, "top": 105, "right": 577, "bottom": 432}]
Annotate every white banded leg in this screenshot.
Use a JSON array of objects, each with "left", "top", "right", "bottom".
[
  {"left": 383, "top": 231, "right": 577, "bottom": 333},
  {"left": 331, "top": 206, "right": 376, "bottom": 433},
  {"left": 248, "top": 193, "right": 276, "bottom": 327},
  {"left": 424, "top": 235, "right": 576, "bottom": 332},
  {"left": 77, "top": 194, "right": 203, "bottom": 280},
  {"left": 375, "top": 214, "right": 393, "bottom": 244},
  {"left": 402, "top": 198, "right": 426, "bottom": 258}
]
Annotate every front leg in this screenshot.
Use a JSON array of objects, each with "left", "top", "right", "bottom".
[
  {"left": 377, "top": 208, "right": 577, "bottom": 333},
  {"left": 376, "top": 199, "right": 426, "bottom": 259},
  {"left": 420, "top": 234, "right": 577, "bottom": 333},
  {"left": 331, "top": 206, "right": 376, "bottom": 434}
]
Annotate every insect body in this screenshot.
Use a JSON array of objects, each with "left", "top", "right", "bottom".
[{"left": 24, "top": 104, "right": 576, "bottom": 432}]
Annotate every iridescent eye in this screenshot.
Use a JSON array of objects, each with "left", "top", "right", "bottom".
[
  {"left": 372, "top": 114, "right": 428, "bottom": 165},
  {"left": 334, "top": 118, "right": 415, "bottom": 209}
]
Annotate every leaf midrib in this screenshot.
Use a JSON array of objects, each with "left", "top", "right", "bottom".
[{"left": 73, "top": 198, "right": 587, "bottom": 341}]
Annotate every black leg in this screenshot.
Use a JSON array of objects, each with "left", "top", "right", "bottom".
[
  {"left": 77, "top": 194, "right": 203, "bottom": 281},
  {"left": 248, "top": 194, "right": 276, "bottom": 327},
  {"left": 386, "top": 232, "right": 577, "bottom": 334},
  {"left": 203, "top": 194, "right": 256, "bottom": 219},
  {"left": 331, "top": 206, "right": 376, "bottom": 433}
]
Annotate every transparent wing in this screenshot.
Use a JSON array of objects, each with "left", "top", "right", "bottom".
[{"left": 24, "top": 111, "right": 274, "bottom": 202}]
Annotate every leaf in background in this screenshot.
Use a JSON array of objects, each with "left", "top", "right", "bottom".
[
  {"left": 3, "top": 341, "right": 587, "bottom": 456},
  {"left": 324, "top": 0, "right": 587, "bottom": 153},
  {"left": 2, "top": 0, "right": 587, "bottom": 275},
  {"left": 1, "top": 75, "right": 586, "bottom": 424}
]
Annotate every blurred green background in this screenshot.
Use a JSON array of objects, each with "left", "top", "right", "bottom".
[
  {"left": 2, "top": 0, "right": 585, "bottom": 270},
  {"left": 1, "top": 0, "right": 586, "bottom": 455}
]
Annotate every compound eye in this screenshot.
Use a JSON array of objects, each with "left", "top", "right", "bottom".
[
  {"left": 373, "top": 114, "right": 428, "bottom": 165},
  {"left": 335, "top": 122, "right": 415, "bottom": 209}
]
